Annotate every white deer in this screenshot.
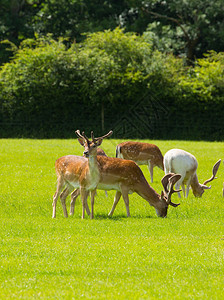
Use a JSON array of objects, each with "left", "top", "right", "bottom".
[
  {"left": 163, "top": 149, "right": 221, "bottom": 198},
  {"left": 116, "top": 141, "right": 164, "bottom": 183}
]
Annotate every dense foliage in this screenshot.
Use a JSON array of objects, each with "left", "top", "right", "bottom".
[
  {"left": 1, "top": 1, "right": 224, "bottom": 65},
  {"left": 0, "top": 1, "right": 223, "bottom": 139},
  {"left": 0, "top": 30, "right": 223, "bottom": 139}
]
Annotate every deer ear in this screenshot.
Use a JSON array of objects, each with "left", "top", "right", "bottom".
[{"left": 78, "top": 138, "right": 85, "bottom": 146}]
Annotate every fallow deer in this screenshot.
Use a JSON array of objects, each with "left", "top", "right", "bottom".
[
  {"left": 69, "top": 147, "right": 108, "bottom": 216},
  {"left": 116, "top": 141, "right": 164, "bottom": 183},
  {"left": 73, "top": 131, "right": 181, "bottom": 218},
  {"left": 163, "top": 149, "right": 221, "bottom": 198},
  {"left": 52, "top": 131, "right": 113, "bottom": 218}
]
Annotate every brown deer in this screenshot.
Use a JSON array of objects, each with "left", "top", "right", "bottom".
[
  {"left": 52, "top": 131, "right": 113, "bottom": 218},
  {"left": 69, "top": 147, "right": 108, "bottom": 216},
  {"left": 116, "top": 141, "right": 164, "bottom": 183},
  {"left": 67, "top": 131, "right": 181, "bottom": 219}
]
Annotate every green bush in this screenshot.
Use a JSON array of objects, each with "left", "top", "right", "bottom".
[
  {"left": 0, "top": 35, "right": 83, "bottom": 137},
  {"left": 0, "top": 30, "right": 223, "bottom": 139},
  {"left": 0, "top": 30, "right": 154, "bottom": 137}
]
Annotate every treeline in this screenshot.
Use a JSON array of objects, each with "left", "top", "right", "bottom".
[
  {"left": 0, "top": 29, "right": 223, "bottom": 140},
  {"left": 1, "top": 1, "right": 224, "bottom": 66}
]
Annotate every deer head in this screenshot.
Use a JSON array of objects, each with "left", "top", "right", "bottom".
[
  {"left": 75, "top": 130, "right": 113, "bottom": 158},
  {"left": 193, "top": 159, "right": 221, "bottom": 197},
  {"left": 156, "top": 173, "right": 181, "bottom": 217},
  {"left": 161, "top": 173, "right": 181, "bottom": 205}
]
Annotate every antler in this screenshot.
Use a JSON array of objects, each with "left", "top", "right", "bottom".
[
  {"left": 81, "top": 131, "right": 90, "bottom": 143},
  {"left": 75, "top": 130, "right": 84, "bottom": 139},
  {"left": 203, "top": 159, "right": 221, "bottom": 186},
  {"left": 91, "top": 131, "right": 95, "bottom": 142},
  {"left": 162, "top": 174, "right": 181, "bottom": 207},
  {"left": 76, "top": 130, "right": 113, "bottom": 144},
  {"left": 161, "top": 173, "right": 176, "bottom": 194},
  {"left": 75, "top": 130, "right": 91, "bottom": 143},
  {"left": 92, "top": 130, "right": 113, "bottom": 142}
]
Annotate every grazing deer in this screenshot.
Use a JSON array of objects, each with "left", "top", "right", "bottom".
[
  {"left": 73, "top": 131, "right": 181, "bottom": 218},
  {"left": 52, "top": 131, "right": 113, "bottom": 218},
  {"left": 163, "top": 149, "right": 221, "bottom": 198},
  {"left": 69, "top": 147, "right": 108, "bottom": 216},
  {"left": 116, "top": 141, "right": 164, "bottom": 183}
]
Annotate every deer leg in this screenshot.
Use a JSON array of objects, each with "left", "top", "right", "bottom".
[
  {"left": 175, "top": 173, "right": 185, "bottom": 198},
  {"left": 84, "top": 191, "right": 90, "bottom": 215},
  {"left": 52, "top": 177, "right": 65, "bottom": 218},
  {"left": 80, "top": 187, "right": 88, "bottom": 219},
  {"left": 148, "top": 161, "right": 154, "bottom": 183},
  {"left": 108, "top": 191, "right": 122, "bottom": 217},
  {"left": 90, "top": 189, "right": 97, "bottom": 219},
  {"left": 175, "top": 182, "right": 182, "bottom": 198},
  {"left": 70, "top": 188, "right": 90, "bottom": 216},
  {"left": 121, "top": 186, "right": 130, "bottom": 217},
  {"left": 70, "top": 188, "right": 80, "bottom": 216},
  {"left": 185, "top": 178, "right": 192, "bottom": 198},
  {"left": 181, "top": 184, "right": 186, "bottom": 198},
  {"left": 52, "top": 192, "right": 59, "bottom": 218},
  {"left": 60, "top": 185, "right": 73, "bottom": 218},
  {"left": 185, "top": 186, "right": 190, "bottom": 198}
]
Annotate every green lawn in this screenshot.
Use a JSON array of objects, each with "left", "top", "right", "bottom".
[{"left": 0, "top": 139, "right": 223, "bottom": 299}]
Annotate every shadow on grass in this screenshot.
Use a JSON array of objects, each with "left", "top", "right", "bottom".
[{"left": 93, "top": 213, "right": 155, "bottom": 220}]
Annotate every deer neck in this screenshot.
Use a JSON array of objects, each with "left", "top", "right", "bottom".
[
  {"left": 88, "top": 154, "right": 100, "bottom": 180},
  {"left": 135, "top": 179, "right": 160, "bottom": 206},
  {"left": 88, "top": 154, "right": 97, "bottom": 169},
  {"left": 190, "top": 173, "right": 201, "bottom": 192}
]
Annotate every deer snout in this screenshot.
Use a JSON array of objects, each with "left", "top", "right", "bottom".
[
  {"left": 83, "top": 151, "right": 89, "bottom": 157},
  {"left": 155, "top": 207, "right": 168, "bottom": 218}
]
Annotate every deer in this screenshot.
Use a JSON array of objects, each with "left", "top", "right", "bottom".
[
  {"left": 163, "top": 149, "right": 221, "bottom": 198},
  {"left": 71, "top": 131, "right": 181, "bottom": 219},
  {"left": 69, "top": 147, "right": 108, "bottom": 216},
  {"left": 116, "top": 141, "right": 164, "bottom": 183},
  {"left": 52, "top": 131, "right": 113, "bottom": 219}
]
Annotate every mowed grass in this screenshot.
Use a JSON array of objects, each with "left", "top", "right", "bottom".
[{"left": 0, "top": 139, "right": 223, "bottom": 299}]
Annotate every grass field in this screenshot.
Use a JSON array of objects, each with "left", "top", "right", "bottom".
[{"left": 0, "top": 138, "right": 223, "bottom": 299}]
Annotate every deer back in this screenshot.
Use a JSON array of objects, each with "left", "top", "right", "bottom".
[{"left": 116, "top": 141, "right": 164, "bottom": 168}]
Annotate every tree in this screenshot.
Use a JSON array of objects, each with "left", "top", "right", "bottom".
[
  {"left": 0, "top": 0, "right": 129, "bottom": 65},
  {"left": 76, "top": 27, "right": 152, "bottom": 131},
  {"left": 0, "top": 30, "right": 154, "bottom": 136},
  {"left": 0, "top": 0, "right": 41, "bottom": 64},
  {"left": 122, "top": 0, "right": 224, "bottom": 64},
  {"left": 1, "top": 0, "right": 224, "bottom": 66},
  {"left": 32, "top": 0, "right": 129, "bottom": 41}
]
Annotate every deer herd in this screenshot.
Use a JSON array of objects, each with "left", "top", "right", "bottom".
[{"left": 52, "top": 130, "right": 222, "bottom": 219}]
